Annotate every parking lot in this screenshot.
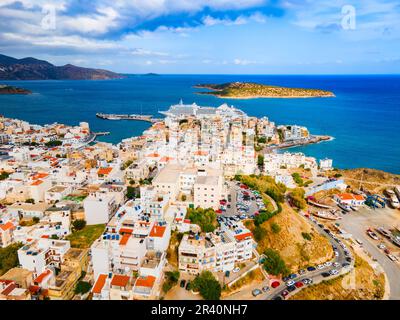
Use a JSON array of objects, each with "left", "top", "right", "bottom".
[
  {"left": 219, "top": 181, "right": 265, "bottom": 218},
  {"left": 335, "top": 206, "right": 400, "bottom": 300}
]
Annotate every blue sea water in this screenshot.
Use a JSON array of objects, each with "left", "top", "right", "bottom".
[{"left": 0, "top": 74, "right": 399, "bottom": 173}]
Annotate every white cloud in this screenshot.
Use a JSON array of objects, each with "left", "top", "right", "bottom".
[{"left": 233, "top": 58, "right": 257, "bottom": 65}]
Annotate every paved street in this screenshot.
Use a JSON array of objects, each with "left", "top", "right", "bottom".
[{"left": 224, "top": 208, "right": 353, "bottom": 300}]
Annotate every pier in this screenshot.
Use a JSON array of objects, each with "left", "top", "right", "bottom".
[{"left": 96, "top": 113, "right": 162, "bottom": 123}]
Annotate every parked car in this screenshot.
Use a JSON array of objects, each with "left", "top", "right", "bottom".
[
  {"left": 262, "top": 286, "right": 270, "bottom": 292},
  {"left": 185, "top": 281, "right": 191, "bottom": 290},
  {"left": 289, "top": 273, "right": 298, "bottom": 279},
  {"left": 298, "top": 269, "right": 306, "bottom": 275},
  {"left": 281, "top": 290, "right": 289, "bottom": 298},
  {"left": 180, "top": 280, "right": 186, "bottom": 288},
  {"left": 287, "top": 285, "right": 296, "bottom": 292},
  {"left": 225, "top": 271, "right": 230, "bottom": 277},
  {"left": 307, "top": 266, "right": 316, "bottom": 272},
  {"left": 271, "top": 281, "right": 280, "bottom": 288},
  {"left": 321, "top": 272, "right": 331, "bottom": 278},
  {"left": 387, "top": 254, "right": 398, "bottom": 262},
  {"left": 329, "top": 269, "right": 339, "bottom": 275},
  {"left": 317, "top": 264, "right": 325, "bottom": 270},
  {"left": 233, "top": 267, "right": 240, "bottom": 273},
  {"left": 295, "top": 281, "right": 304, "bottom": 288},
  {"left": 286, "top": 280, "right": 295, "bottom": 287},
  {"left": 273, "top": 295, "right": 283, "bottom": 300}
]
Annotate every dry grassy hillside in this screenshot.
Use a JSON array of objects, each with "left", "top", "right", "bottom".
[
  {"left": 246, "top": 204, "right": 333, "bottom": 272},
  {"left": 290, "top": 254, "right": 385, "bottom": 300},
  {"left": 337, "top": 168, "right": 400, "bottom": 193}
]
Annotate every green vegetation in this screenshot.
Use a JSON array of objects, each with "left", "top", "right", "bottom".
[
  {"left": 45, "top": 140, "right": 62, "bottom": 147},
  {"left": 72, "top": 219, "right": 87, "bottom": 231},
  {"left": 271, "top": 222, "right": 281, "bottom": 234},
  {"left": 257, "top": 136, "right": 267, "bottom": 144},
  {"left": 0, "top": 243, "right": 23, "bottom": 276},
  {"left": 263, "top": 248, "right": 289, "bottom": 277},
  {"left": 257, "top": 154, "right": 264, "bottom": 167},
  {"left": 288, "top": 188, "right": 307, "bottom": 209},
  {"left": 62, "top": 195, "right": 87, "bottom": 203},
  {"left": 195, "top": 82, "right": 334, "bottom": 99},
  {"left": 187, "top": 207, "right": 217, "bottom": 232},
  {"left": 66, "top": 224, "right": 105, "bottom": 248},
  {"left": 191, "top": 271, "right": 221, "bottom": 300},
  {"left": 162, "top": 271, "right": 180, "bottom": 293},
  {"left": 74, "top": 281, "right": 92, "bottom": 295},
  {"left": 25, "top": 198, "right": 35, "bottom": 204},
  {"left": 126, "top": 186, "right": 139, "bottom": 199},
  {"left": 121, "top": 160, "right": 133, "bottom": 170},
  {"left": 253, "top": 225, "right": 267, "bottom": 241},
  {"left": 0, "top": 171, "right": 10, "bottom": 181},
  {"left": 302, "top": 232, "right": 312, "bottom": 241}
]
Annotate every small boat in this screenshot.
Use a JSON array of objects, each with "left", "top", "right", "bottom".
[{"left": 338, "top": 202, "right": 351, "bottom": 212}]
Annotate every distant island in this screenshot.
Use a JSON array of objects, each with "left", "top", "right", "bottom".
[
  {"left": 0, "top": 84, "right": 31, "bottom": 95},
  {"left": 0, "top": 53, "right": 124, "bottom": 80},
  {"left": 194, "top": 82, "right": 335, "bottom": 99}
]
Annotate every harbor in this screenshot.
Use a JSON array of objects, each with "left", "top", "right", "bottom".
[{"left": 96, "top": 113, "right": 163, "bottom": 123}]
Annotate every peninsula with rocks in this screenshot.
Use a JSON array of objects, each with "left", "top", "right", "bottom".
[{"left": 194, "top": 81, "right": 335, "bottom": 99}]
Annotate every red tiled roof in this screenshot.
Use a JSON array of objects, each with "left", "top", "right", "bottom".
[
  {"left": 119, "top": 228, "right": 133, "bottom": 234},
  {"left": 135, "top": 275, "right": 155, "bottom": 288},
  {"left": 337, "top": 193, "right": 354, "bottom": 201},
  {"left": 34, "top": 269, "right": 52, "bottom": 284},
  {"left": 234, "top": 232, "right": 253, "bottom": 241},
  {"left": 0, "top": 221, "right": 14, "bottom": 232},
  {"left": 31, "top": 180, "right": 44, "bottom": 186},
  {"left": 98, "top": 167, "right": 113, "bottom": 175},
  {"left": 92, "top": 274, "right": 107, "bottom": 294},
  {"left": 119, "top": 234, "right": 130, "bottom": 246},
  {"left": 149, "top": 225, "right": 166, "bottom": 238},
  {"left": 111, "top": 275, "right": 130, "bottom": 287}
]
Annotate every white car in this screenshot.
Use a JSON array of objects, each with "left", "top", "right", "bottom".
[
  {"left": 324, "top": 262, "right": 332, "bottom": 267},
  {"left": 387, "top": 254, "right": 398, "bottom": 262},
  {"left": 286, "top": 280, "right": 295, "bottom": 287},
  {"left": 334, "top": 251, "right": 339, "bottom": 257},
  {"left": 233, "top": 267, "right": 241, "bottom": 273},
  {"left": 317, "top": 264, "right": 325, "bottom": 270},
  {"left": 330, "top": 269, "right": 339, "bottom": 275},
  {"left": 378, "top": 243, "right": 386, "bottom": 250},
  {"left": 333, "top": 262, "right": 340, "bottom": 268}
]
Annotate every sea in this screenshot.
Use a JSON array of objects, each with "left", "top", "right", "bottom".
[{"left": 0, "top": 74, "right": 399, "bottom": 174}]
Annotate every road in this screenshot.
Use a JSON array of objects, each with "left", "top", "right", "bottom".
[{"left": 339, "top": 206, "right": 400, "bottom": 300}]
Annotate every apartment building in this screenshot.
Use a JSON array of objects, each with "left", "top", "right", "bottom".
[
  {"left": 83, "top": 192, "right": 118, "bottom": 225},
  {"left": 17, "top": 238, "right": 71, "bottom": 276}
]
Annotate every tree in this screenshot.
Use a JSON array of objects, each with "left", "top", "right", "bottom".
[
  {"left": 126, "top": 186, "right": 137, "bottom": 199},
  {"left": 191, "top": 271, "right": 221, "bottom": 300},
  {"left": 271, "top": 222, "right": 281, "bottom": 234},
  {"left": 25, "top": 198, "right": 35, "bottom": 204},
  {"left": 45, "top": 140, "right": 62, "bottom": 147},
  {"left": 0, "top": 171, "right": 10, "bottom": 181},
  {"left": 181, "top": 194, "right": 187, "bottom": 202},
  {"left": 257, "top": 136, "right": 267, "bottom": 144},
  {"left": 263, "top": 248, "right": 289, "bottom": 276},
  {"left": 162, "top": 271, "right": 180, "bottom": 293},
  {"left": 32, "top": 217, "right": 40, "bottom": 224},
  {"left": 72, "top": 219, "right": 87, "bottom": 231},
  {"left": 186, "top": 207, "right": 217, "bottom": 232},
  {"left": 253, "top": 225, "right": 267, "bottom": 242},
  {"left": 74, "top": 281, "right": 92, "bottom": 295},
  {"left": 288, "top": 188, "right": 307, "bottom": 209},
  {"left": 257, "top": 154, "right": 264, "bottom": 167}
]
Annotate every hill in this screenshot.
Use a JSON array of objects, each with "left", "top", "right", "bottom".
[
  {"left": 0, "top": 84, "right": 31, "bottom": 94},
  {"left": 246, "top": 203, "right": 333, "bottom": 271},
  {"left": 194, "top": 82, "right": 335, "bottom": 99},
  {"left": 0, "top": 54, "right": 123, "bottom": 80}
]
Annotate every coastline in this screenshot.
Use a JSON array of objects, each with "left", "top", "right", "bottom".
[{"left": 196, "top": 92, "right": 336, "bottom": 99}]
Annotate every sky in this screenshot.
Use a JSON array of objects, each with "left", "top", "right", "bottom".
[{"left": 0, "top": 0, "right": 399, "bottom": 74}]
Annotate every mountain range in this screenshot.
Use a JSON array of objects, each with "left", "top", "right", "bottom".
[{"left": 0, "top": 54, "right": 123, "bottom": 80}]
